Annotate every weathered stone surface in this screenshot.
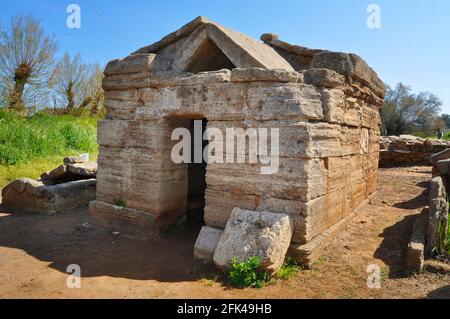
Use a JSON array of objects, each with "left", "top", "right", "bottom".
[
  {"left": 431, "top": 148, "right": 450, "bottom": 163},
  {"left": 213, "top": 208, "right": 293, "bottom": 274},
  {"left": 41, "top": 162, "right": 97, "bottom": 184},
  {"left": 436, "top": 159, "right": 450, "bottom": 176},
  {"left": 427, "top": 176, "right": 449, "bottom": 255},
  {"left": 67, "top": 162, "right": 97, "bottom": 177},
  {"left": 405, "top": 210, "right": 427, "bottom": 273},
  {"left": 303, "top": 68, "right": 345, "bottom": 88},
  {"left": 104, "top": 54, "right": 156, "bottom": 76},
  {"left": 89, "top": 200, "right": 159, "bottom": 240},
  {"left": 260, "top": 33, "right": 279, "bottom": 42},
  {"left": 2, "top": 178, "right": 96, "bottom": 214},
  {"left": 63, "top": 156, "right": 87, "bottom": 165},
  {"left": 311, "top": 52, "right": 385, "bottom": 98},
  {"left": 380, "top": 136, "right": 450, "bottom": 167},
  {"left": 194, "top": 226, "right": 224, "bottom": 262},
  {"left": 230, "top": 68, "right": 300, "bottom": 83}
]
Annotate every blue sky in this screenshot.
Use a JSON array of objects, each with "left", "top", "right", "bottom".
[{"left": 2, "top": 0, "right": 450, "bottom": 113}]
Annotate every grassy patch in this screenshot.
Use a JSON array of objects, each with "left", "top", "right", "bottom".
[
  {"left": 227, "top": 256, "right": 269, "bottom": 289},
  {"left": 0, "top": 110, "right": 98, "bottom": 187},
  {"left": 0, "top": 110, "right": 97, "bottom": 166},
  {"left": 200, "top": 274, "right": 220, "bottom": 287},
  {"left": 163, "top": 217, "right": 188, "bottom": 235},
  {"left": 275, "top": 259, "right": 302, "bottom": 280}
]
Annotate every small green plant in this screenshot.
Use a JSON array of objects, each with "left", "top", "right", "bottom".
[
  {"left": 114, "top": 198, "right": 126, "bottom": 207},
  {"left": 163, "top": 217, "right": 188, "bottom": 235},
  {"left": 227, "top": 256, "right": 269, "bottom": 289},
  {"left": 275, "top": 258, "right": 302, "bottom": 280}
]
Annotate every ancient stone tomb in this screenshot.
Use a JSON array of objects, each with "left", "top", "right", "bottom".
[{"left": 90, "top": 16, "right": 385, "bottom": 265}]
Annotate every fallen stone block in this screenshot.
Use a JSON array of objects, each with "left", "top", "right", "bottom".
[
  {"left": 194, "top": 226, "right": 224, "bottom": 262},
  {"left": 2, "top": 178, "right": 96, "bottom": 214},
  {"left": 213, "top": 208, "right": 293, "bottom": 275},
  {"left": 41, "top": 162, "right": 97, "bottom": 184},
  {"left": 63, "top": 156, "right": 87, "bottom": 165},
  {"left": 405, "top": 210, "right": 427, "bottom": 273}
]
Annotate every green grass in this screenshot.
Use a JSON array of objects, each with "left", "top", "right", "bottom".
[
  {"left": 274, "top": 259, "right": 302, "bottom": 280},
  {"left": 163, "top": 217, "right": 188, "bottom": 235},
  {"left": 0, "top": 110, "right": 98, "bottom": 187}
]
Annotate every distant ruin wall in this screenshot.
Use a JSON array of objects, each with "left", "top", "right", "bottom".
[{"left": 379, "top": 135, "right": 450, "bottom": 167}]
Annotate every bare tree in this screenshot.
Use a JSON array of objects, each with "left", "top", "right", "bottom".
[
  {"left": 381, "top": 83, "right": 443, "bottom": 136},
  {"left": 0, "top": 14, "right": 57, "bottom": 112},
  {"left": 53, "top": 52, "right": 89, "bottom": 111},
  {"left": 87, "top": 63, "right": 104, "bottom": 116},
  {"left": 74, "top": 62, "right": 104, "bottom": 116}
]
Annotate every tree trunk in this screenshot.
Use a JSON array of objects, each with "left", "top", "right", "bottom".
[
  {"left": 66, "top": 82, "right": 75, "bottom": 113},
  {"left": 10, "top": 77, "right": 27, "bottom": 113},
  {"left": 10, "top": 64, "right": 32, "bottom": 113}
]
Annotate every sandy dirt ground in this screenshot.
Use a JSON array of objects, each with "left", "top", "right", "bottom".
[{"left": 0, "top": 166, "right": 449, "bottom": 299}]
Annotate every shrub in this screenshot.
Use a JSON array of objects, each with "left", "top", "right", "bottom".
[{"left": 227, "top": 256, "right": 269, "bottom": 289}]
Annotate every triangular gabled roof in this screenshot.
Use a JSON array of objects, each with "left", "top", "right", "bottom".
[{"left": 131, "top": 16, "right": 294, "bottom": 72}]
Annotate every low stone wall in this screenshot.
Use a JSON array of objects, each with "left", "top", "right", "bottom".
[
  {"left": 1, "top": 157, "right": 97, "bottom": 214},
  {"left": 379, "top": 135, "right": 450, "bottom": 167}
]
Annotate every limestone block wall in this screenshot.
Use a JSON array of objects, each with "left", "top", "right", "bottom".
[{"left": 91, "top": 61, "right": 384, "bottom": 256}]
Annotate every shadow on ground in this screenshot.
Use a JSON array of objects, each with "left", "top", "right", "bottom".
[
  {"left": 0, "top": 204, "right": 214, "bottom": 283},
  {"left": 427, "top": 285, "right": 450, "bottom": 299},
  {"left": 393, "top": 182, "right": 429, "bottom": 210},
  {"left": 373, "top": 213, "right": 421, "bottom": 278}
]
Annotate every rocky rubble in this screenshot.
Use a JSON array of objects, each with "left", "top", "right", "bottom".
[
  {"left": 379, "top": 135, "right": 450, "bottom": 167},
  {"left": 1, "top": 156, "right": 97, "bottom": 214}
]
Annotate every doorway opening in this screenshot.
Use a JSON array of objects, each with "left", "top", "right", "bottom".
[{"left": 187, "top": 119, "right": 208, "bottom": 225}]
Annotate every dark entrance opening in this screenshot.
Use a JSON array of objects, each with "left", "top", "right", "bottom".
[{"left": 187, "top": 119, "right": 208, "bottom": 224}]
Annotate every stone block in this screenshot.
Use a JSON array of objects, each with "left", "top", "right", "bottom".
[
  {"left": 213, "top": 208, "right": 293, "bottom": 274},
  {"left": 194, "top": 226, "right": 224, "bottom": 262}
]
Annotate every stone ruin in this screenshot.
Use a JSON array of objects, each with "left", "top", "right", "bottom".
[
  {"left": 405, "top": 149, "right": 450, "bottom": 272},
  {"left": 2, "top": 156, "right": 97, "bottom": 214},
  {"left": 380, "top": 135, "right": 450, "bottom": 167},
  {"left": 90, "top": 16, "right": 385, "bottom": 268}
]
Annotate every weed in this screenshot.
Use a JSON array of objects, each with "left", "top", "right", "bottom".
[
  {"left": 227, "top": 256, "right": 269, "bottom": 289},
  {"left": 163, "top": 217, "right": 188, "bottom": 235},
  {"left": 114, "top": 198, "right": 126, "bottom": 207},
  {"left": 275, "top": 258, "right": 302, "bottom": 280}
]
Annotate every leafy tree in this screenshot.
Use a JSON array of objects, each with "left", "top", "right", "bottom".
[
  {"left": 0, "top": 14, "right": 58, "bottom": 112},
  {"left": 381, "top": 83, "right": 443, "bottom": 136}
]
